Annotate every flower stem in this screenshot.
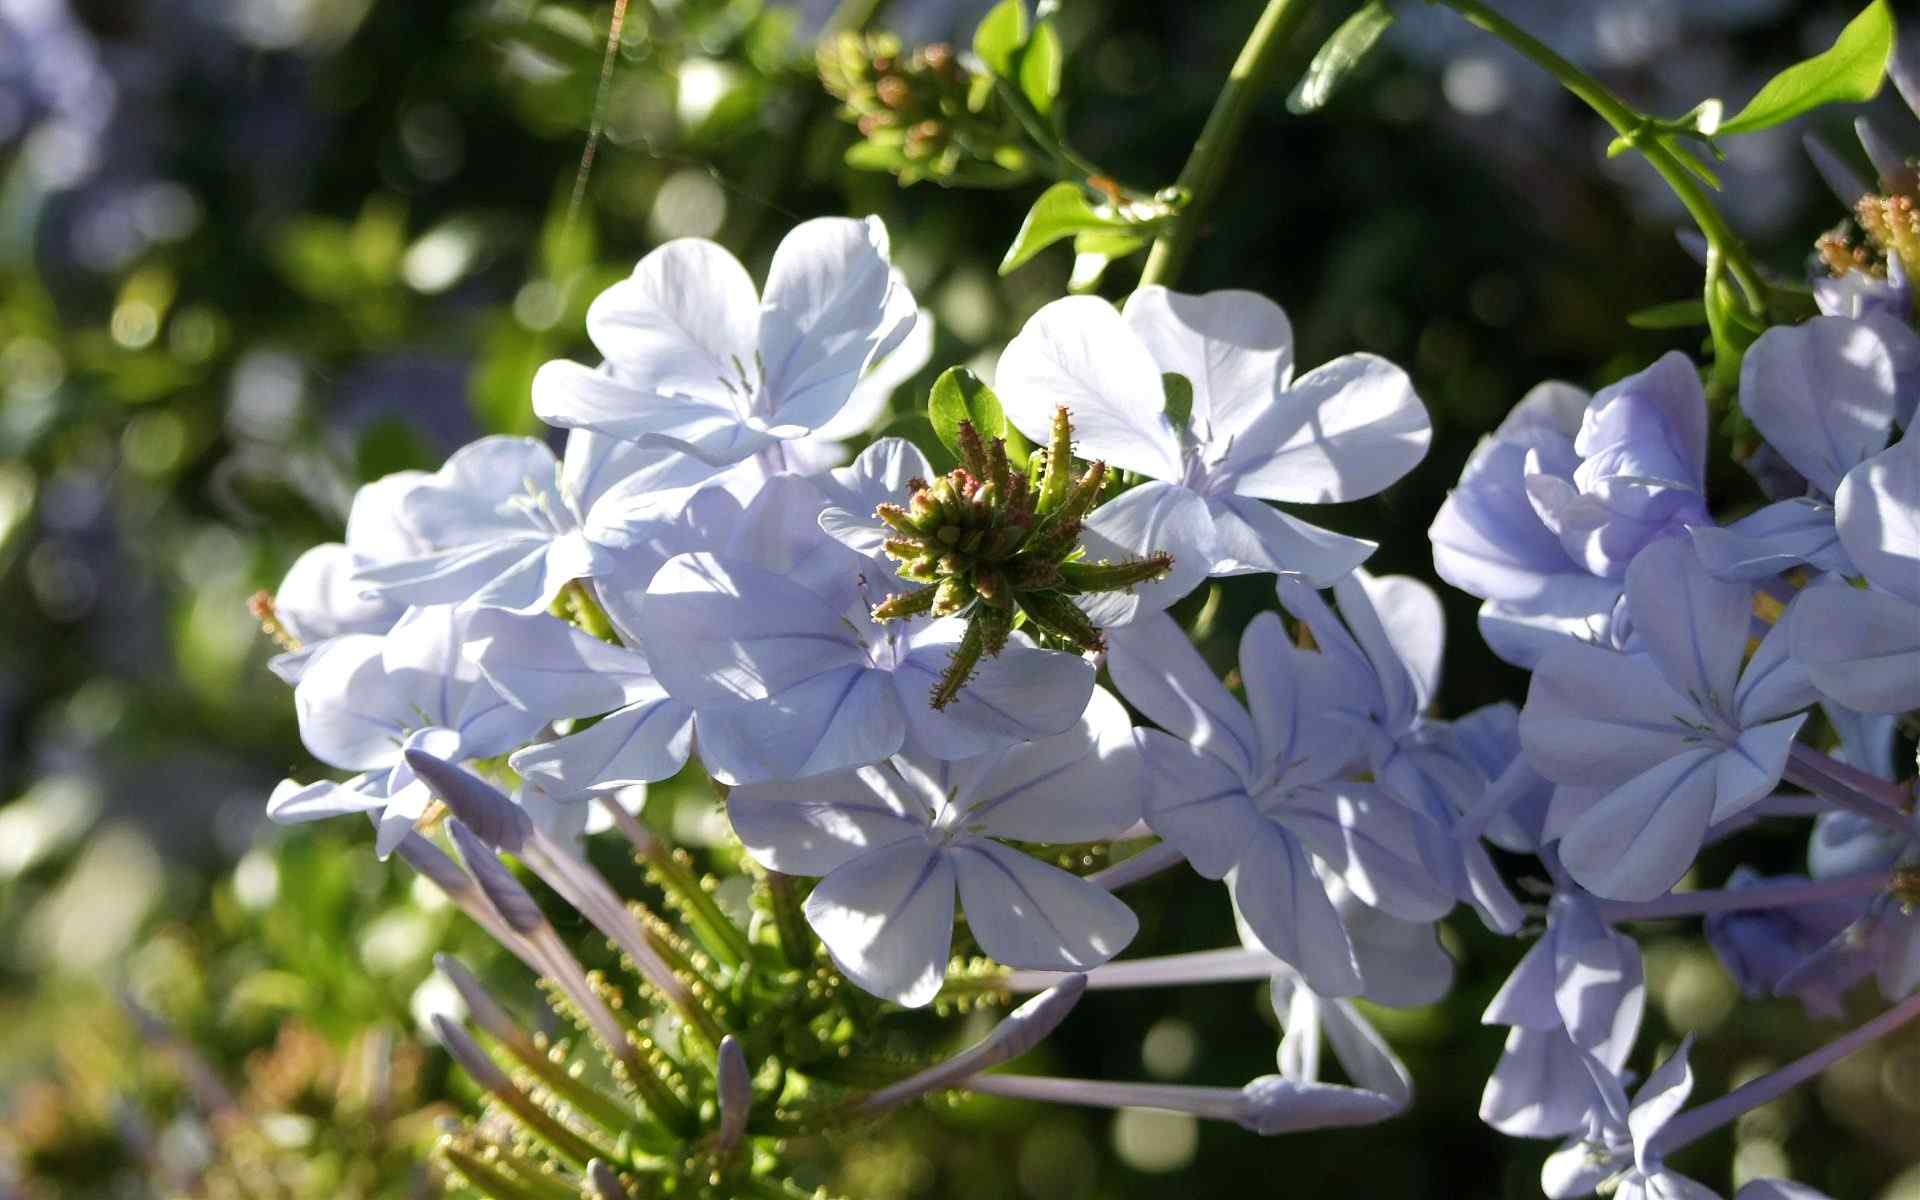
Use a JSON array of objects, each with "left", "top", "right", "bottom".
[
  {"left": 1003, "top": 946, "right": 1285, "bottom": 993},
  {"left": 1137, "top": 0, "right": 1318, "bottom": 289},
  {"left": 1783, "top": 750, "right": 1914, "bottom": 839},
  {"left": 1598, "top": 870, "right": 1892, "bottom": 923},
  {"left": 599, "top": 793, "right": 754, "bottom": 970},
  {"left": 1088, "top": 840, "right": 1185, "bottom": 891},
  {"left": 1654, "top": 986, "right": 1920, "bottom": 1157},
  {"left": 1425, "top": 0, "right": 1767, "bottom": 318},
  {"left": 1791, "top": 743, "right": 1914, "bottom": 812}
]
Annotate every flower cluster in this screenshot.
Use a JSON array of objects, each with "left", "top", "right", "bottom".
[{"left": 254, "top": 13, "right": 1920, "bottom": 1200}]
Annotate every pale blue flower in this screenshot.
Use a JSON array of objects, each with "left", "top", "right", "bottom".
[
  {"left": 1691, "top": 315, "right": 1904, "bottom": 579},
  {"left": 1540, "top": 1038, "right": 1715, "bottom": 1200},
  {"left": 1790, "top": 429, "right": 1920, "bottom": 713},
  {"left": 533, "top": 217, "right": 917, "bottom": 467},
  {"left": 353, "top": 431, "right": 721, "bottom": 615},
  {"left": 638, "top": 475, "right": 1093, "bottom": 785},
  {"left": 1430, "top": 381, "right": 1624, "bottom": 666},
  {"left": 1480, "top": 883, "right": 1644, "bottom": 1139},
  {"left": 1521, "top": 537, "right": 1816, "bottom": 900},
  {"left": 727, "top": 688, "right": 1142, "bottom": 1006},
  {"left": 1277, "top": 571, "right": 1523, "bottom": 932},
  {"left": 1108, "top": 610, "right": 1453, "bottom": 996},
  {"left": 995, "top": 287, "right": 1430, "bottom": 606},
  {"left": 464, "top": 608, "right": 695, "bottom": 798},
  {"left": 1525, "top": 352, "right": 1710, "bottom": 582},
  {"left": 267, "top": 605, "right": 544, "bottom": 857}
]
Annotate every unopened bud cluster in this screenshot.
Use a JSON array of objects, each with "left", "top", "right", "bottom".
[
  {"left": 817, "top": 32, "right": 1031, "bottom": 186},
  {"left": 871, "top": 407, "right": 1173, "bottom": 708}
]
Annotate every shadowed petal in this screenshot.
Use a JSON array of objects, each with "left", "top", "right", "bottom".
[
  {"left": 804, "top": 841, "right": 956, "bottom": 1008},
  {"left": 951, "top": 839, "right": 1138, "bottom": 970}
]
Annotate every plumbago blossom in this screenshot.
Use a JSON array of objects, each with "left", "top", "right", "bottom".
[
  {"left": 996, "top": 287, "right": 1432, "bottom": 605},
  {"left": 245, "top": 5, "right": 1920, "bottom": 1195}
]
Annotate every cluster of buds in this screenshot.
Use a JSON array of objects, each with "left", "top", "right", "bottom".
[
  {"left": 871, "top": 407, "right": 1174, "bottom": 709},
  {"left": 388, "top": 751, "right": 1096, "bottom": 1200},
  {"left": 817, "top": 32, "right": 1032, "bottom": 187}
]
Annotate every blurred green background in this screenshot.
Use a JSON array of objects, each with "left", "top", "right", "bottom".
[{"left": 2, "top": 0, "right": 1918, "bottom": 1196}]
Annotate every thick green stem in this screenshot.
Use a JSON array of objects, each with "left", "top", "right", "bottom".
[
  {"left": 1428, "top": 0, "right": 1767, "bottom": 318},
  {"left": 1138, "top": 0, "right": 1317, "bottom": 289}
]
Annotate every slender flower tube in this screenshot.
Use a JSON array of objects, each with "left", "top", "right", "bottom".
[
  {"left": 961, "top": 1073, "right": 1399, "bottom": 1135},
  {"left": 855, "top": 975, "right": 1087, "bottom": 1116},
  {"left": 1652, "top": 987, "right": 1920, "bottom": 1157},
  {"left": 1597, "top": 870, "right": 1897, "bottom": 923}
]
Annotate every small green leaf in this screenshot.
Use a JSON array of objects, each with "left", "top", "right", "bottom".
[
  {"left": 973, "top": 0, "right": 1029, "bottom": 78},
  {"left": 1161, "top": 373, "right": 1195, "bottom": 431},
  {"left": 1626, "top": 299, "right": 1710, "bottom": 330},
  {"left": 1000, "top": 182, "right": 1119, "bottom": 273},
  {"left": 1718, "top": 0, "right": 1892, "bottom": 136},
  {"left": 928, "top": 367, "right": 1009, "bottom": 458},
  {"left": 1286, "top": 0, "right": 1396, "bottom": 114},
  {"left": 1017, "top": 19, "right": 1063, "bottom": 115}
]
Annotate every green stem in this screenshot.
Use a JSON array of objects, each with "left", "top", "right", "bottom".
[
  {"left": 763, "top": 869, "right": 817, "bottom": 970},
  {"left": 1138, "top": 0, "right": 1317, "bottom": 289},
  {"left": 992, "top": 77, "right": 1106, "bottom": 183},
  {"left": 1428, "top": 0, "right": 1767, "bottom": 318}
]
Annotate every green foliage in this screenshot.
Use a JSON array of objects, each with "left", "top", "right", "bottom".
[
  {"left": 1286, "top": 0, "right": 1397, "bottom": 114},
  {"left": 1716, "top": 0, "right": 1894, "bottom": 136},
  {"left": 927, "top": 366, "right": 1022, "bottom": 465},
  {"left": 971, "top": 0, "right": 1029, "bottom": 78}
]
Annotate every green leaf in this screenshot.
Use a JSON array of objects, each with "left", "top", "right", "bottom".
[
  {"left": 973, "top": 0, "right": 1029, "bottom": 78},
  {"left": 1718, "top": 0, "right": 1893, "bottom": 136},
  {"left": 1000, "top": 182, "right": 1120, "bottom": 273},
  {"left": 928, "top": 366, "right": 1008, "bottom": 457},
  {"left": 1161, "top": 373, "right": 1195, "bottom": 431},
  {"left": 1626, "top": 299, "right": 1710, "bottom": 330},
  {"left": 1286, "top": 0, "right": 1396, "bottom": 114},
  {"left": 1017, "top": 19, "right": 1063, "bottom": 115}
]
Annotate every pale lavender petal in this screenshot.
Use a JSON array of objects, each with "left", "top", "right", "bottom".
[
  {"left": 696, "top": 667, "right": 906, "bottom": 785},
  {"left": 1560, "top": 749, "right": 1720, "bottom": 901},
  {"left": 967, "top": 686, "right": 1144, "bottom": 844},
  {"left": 758, "top": 217, "right": 907, "bottom": 432},
  {"left": 1120, "top": 285, "right": 1293, "bottom": 447},
  {"left": 1221, "top": 353, "right": 1430, "bottom": 503},
  {"left": 1139, "top": 729, "right": 1265, "bottom": 879},
  {"left": 995, "top": 295, "right": 1184, "bottom": 480},
  {"left": 585, "top": 237, "right": 759, "bottom": 396},
  {"left": 1835, "top": 430, "right": 1920, "bottom": 602},
  {"left": 508, "top": 698, "right": 694, "bottom": 793},
  {"left": 1790, "top": 583, "right": 1920, "bottom": 713},
  {"left": 895, "top": 626, "right": 1094, "bottom": 758},
  {"left": 465, "top": 608, "right": 664, "bottom": 716},
  {"left": 1480, "top": 1027, "right": 1601, "bottom": 1138},
  {"left": 1519, "top": 641, "right": 1693, "bottom": 785},
  {"left": 950, "top": 839, "right": 1139, "bottom": 970},
  {"left": 1688, "top": 499, "right": 1849, "bottom": 581},
  {"left": 728, "top": 765, "right": 925, "bottom": 875},
  {"left": 804, "top": 840, "right": 956, "bottom": 1008},
  {"left": 1228, "top": 826, "right": 1361, "bottom": 997},
  {"left": 639, "top": 552, "right": 863, "bottom": 705},
  {"left": 1740, "top": 316, "right": 1898, "bottom": 495},
  {"left": 1106, "top": 612, "right": 1258, "bottom": 777},
  {"left": 1624, "top": 536, "right": 1750, "bottom": 714},
  {"left": 1205, "top": 493, "right": 1377, "bottom": 586}
]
